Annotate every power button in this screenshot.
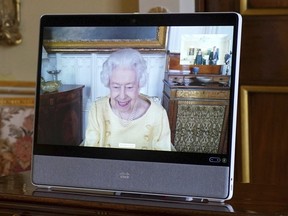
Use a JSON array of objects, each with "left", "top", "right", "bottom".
[{"left": 209, "top": 157, "right": 221, "bottom": 163}]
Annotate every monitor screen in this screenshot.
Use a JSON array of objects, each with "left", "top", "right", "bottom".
[{"left": 35, "top": 23, "right": 235, "bottom": 166}]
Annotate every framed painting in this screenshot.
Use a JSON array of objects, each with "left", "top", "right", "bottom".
[{"left": 43, "top": 26, "right": 167, "bottom": 52}]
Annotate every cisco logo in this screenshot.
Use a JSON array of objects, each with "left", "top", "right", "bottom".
[{"left": 119, "top": 172, "right": 130, "bottom": 179}]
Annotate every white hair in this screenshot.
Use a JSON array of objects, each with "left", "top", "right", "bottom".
[{"left": 100, "top": 48, "right": 147, "bottom": 87}]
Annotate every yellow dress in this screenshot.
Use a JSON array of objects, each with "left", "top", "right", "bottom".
[{"left": 84, "top": 96, "right": 171, "bottom": 151}]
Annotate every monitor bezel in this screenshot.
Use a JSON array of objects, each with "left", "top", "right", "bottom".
[{"left": 33, "top": 12, "right": 241, "bottom": 170}]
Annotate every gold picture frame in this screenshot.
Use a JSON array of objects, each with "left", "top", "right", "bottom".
[
  {"left": 240, "top": 0, "right": 288, "bottom": 15},
  {"left": 240, "top": 85, "right": 288, "bottom": 183},
  {"left": 43, "top": 26, "right": 167, "bottom": 52},
  {"left": 0, "top": 0, "right": 22, "bottom": 45}
]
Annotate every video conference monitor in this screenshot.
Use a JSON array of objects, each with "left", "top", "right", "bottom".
[{"left": 32, "top": 13, "right": 242, "bottom": 202}]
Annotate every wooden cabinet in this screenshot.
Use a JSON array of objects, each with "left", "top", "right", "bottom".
[
  {"left": 37, "top": 85, "right": 84, "bottom": 146},
  {"left": 162, "top": 72, "right": 230, "bottom": 154}
]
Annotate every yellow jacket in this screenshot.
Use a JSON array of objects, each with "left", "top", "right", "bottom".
[{"left": 84, "top": 96, "right": 172, "bottom": 151}]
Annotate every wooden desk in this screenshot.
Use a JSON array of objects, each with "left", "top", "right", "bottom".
[{"left": 0, "top": 172, "right": 288, "bottom": 215}]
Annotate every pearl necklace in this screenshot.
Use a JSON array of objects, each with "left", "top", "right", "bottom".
[{"left": 116, "top": 99, "right": 138, "bottom": 127}]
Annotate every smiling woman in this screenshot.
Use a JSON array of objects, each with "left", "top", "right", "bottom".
[{"left": 83, "top": 48, "right": 172, "bottom": 151}]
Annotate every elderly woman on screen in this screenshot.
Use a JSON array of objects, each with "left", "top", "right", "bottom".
[{"left": 84, "top": 48, "right": 172, "bottom": 151}]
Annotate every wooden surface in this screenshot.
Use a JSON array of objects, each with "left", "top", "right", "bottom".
[
  {"left": 0, "top": 171, "right": 288, "bottom": 215},
  {"left": 168, "top": 53, "right": 222, "bottom": 74}
]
